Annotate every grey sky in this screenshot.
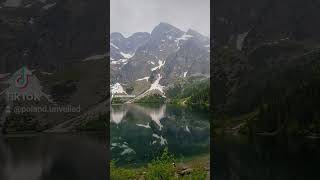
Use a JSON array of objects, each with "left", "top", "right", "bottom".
[{"left": 111, "top": 0, "right": 210, "bottom": 37}]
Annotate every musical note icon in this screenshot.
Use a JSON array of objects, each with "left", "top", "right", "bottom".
[{"left": 14, "top": 66, "right": 32, "bottom": 89}]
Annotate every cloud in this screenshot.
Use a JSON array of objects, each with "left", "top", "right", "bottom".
[{"left": 111, "top": 0, "right": 210, "bottom": 37}]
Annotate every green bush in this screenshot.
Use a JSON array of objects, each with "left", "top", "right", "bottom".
[
  {"left": 167, "top": 78, "right": 209, "bottom": 109},
  {"left": 145, "top": 148, "right": 176, "bottom": 180},
  {"left": 110, "top": 148, "right": 208, "bottom": 180},
  {"left": 112, "top": 97, "right": 126, "bottom": 104},
  {"left": 136, "top": 94, "right": 166, "bottom": 104},
  {"left": 110, "top": 161, "right": 139, "bottom": 180}
]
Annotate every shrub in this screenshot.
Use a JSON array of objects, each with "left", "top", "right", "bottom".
[
  {"left": 110, "top": 148, "right": 208, "bottom": 180},
  {"left": 110, "top": 161, "right": 139, "bottom": 180},
  {"left": 145, "top": 148, "right": 176, "bottom": 180}
]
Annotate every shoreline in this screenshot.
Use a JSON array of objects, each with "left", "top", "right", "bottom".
[{"left": 111, "top": 153, "right": 210, "bottom": 179}]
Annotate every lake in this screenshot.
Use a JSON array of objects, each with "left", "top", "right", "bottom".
[
  {"left": 110, "top": 104, "right": 210, "bottom": 167},
  {"left": 0, "top": 133, "right": 107, "bottom": 180},
  {"left": 213, "top": 135, "right": 320, "bottom": 180}
]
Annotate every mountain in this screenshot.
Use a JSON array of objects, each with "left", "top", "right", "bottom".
[
  {"left": 110, "top": 23, "right": 210, "bottom": 102},
  {"left": 110, "top": 32, "right": 150, "bottom": 61},
  {"left": 213, "top": 0, "right": 320, "bottom": 50},
  {"left": 0, "top": 0, "right": 108, "bottom": 133},
  {"left": 212, "top": 0, "right": 320, "bottom": 136},
  {"left": 0, "top": 0, "right": 107, "bottom": 73}
]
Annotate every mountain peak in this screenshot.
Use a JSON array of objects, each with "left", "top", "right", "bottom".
[
  {"left": 186, "top": 29, "right": 206, "bottom": 37},
  {"left": 158, "top": 22, "right": 174, "bottom": 27},
  {"left": 152, "top": 22, "right": 181, "bottom": 35},
  {"left": 111, "top": 23, "right": 210, "bottom": 96},
  {"left": 111, "top": 32, "right": 125, "bottom": 40},
  {"left": 129, "top": 32, "right": 151, "bottom": 39},
  {"left": 155, "top": 22, "right": 177, "bottom": 30},
  {"left": 186, "top": 29, "right": 199, "bottom": 35},
  {"left": 186, "top": 29, "right": 209, "bottom": 42}
]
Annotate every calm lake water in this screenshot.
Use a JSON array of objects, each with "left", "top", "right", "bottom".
[
  {"left": 213, "top": 135, "right": 320, "bottom": 180},
  {"left": 110, "top": 104, "right": 210, "bottom": 167},
  {"left": 0, "top": 133, "right": 107, "bottom": 180}
]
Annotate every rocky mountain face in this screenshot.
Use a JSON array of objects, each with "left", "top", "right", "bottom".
[
  {"left": 213, "top": 0, "right": 320, "bottom": 50},
  {"left": 0, "top": 0, "right": 107, "bottom": 73},
  {"left": 110, "top": 32, "right": 150, "bottom": 60},
  {"left": 0, "top": 0, "right": 108, "bottom": 133},
  {"left": 111, "top": 23, "right": 210, "bottom": 99},
  {"left": 212, "top": 0, "right": 320, "bottom": 136}
]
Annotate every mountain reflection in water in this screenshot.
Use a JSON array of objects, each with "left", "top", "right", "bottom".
[
  {"left": 110, "top": 104, "right": 210, "bottom": 166},
  {"left": 0, "top": 134, "right": 106, "bottom": 180}
]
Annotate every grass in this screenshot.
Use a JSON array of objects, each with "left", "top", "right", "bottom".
[{"left": 111, "top": 148, "right": 209, "bottom": 180}]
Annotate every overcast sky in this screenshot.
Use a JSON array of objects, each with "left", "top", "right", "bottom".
[{"left": 111, "top": 0, "right": 210, "bottom": 37}]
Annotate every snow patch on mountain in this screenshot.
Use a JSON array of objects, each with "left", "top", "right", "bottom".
[
  {"left": 136, "top": 76, "right": 150, "bottom": 81},
  {"left": 110, "top": 43, "right": 119, "bottom": 50},
  {"left": 151, "top": 60, "right": 165, "bottom": 71},
  {"left": 42, "top": 3, "right": 56, "bottom": 10},
  {"left": 236, "top": 31, "right": 249, "bottom": 50},
  {"left": 24, "top": 3, "right": 31, "bottom": 8},
  {"left": 175, "top": 33, "right": 193, "bottom": 43},
  {"left": 120, "top": 52, "right": 134, "bottom": 59},
  {"left": 149, "top": 74, "right": 165, "bottom": 94},
  {"left": 82, "top": 54, "right": 107, "bottom": 61},
  {"left": 111, "top": 59, "right": 128, "bottom": 65},
  {"left": 111, "top": 83, "right": 127, "bottom": 95},
  {"left": 183, "top": 71, "right": 188, "bottom": 78},
  {"left": 149, "top": 61, "right": 155, "bottom": 65},
  {"left": 126, "top": 76, "right": 165, "bottom": 104}
]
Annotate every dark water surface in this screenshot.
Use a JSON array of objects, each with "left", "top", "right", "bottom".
[
  {"left": 213, "top": 135, "right": 320, "bottom": 180},
  {"left": 0, "top": 133, "right": 107, "bottom": 180},
  {"left": 110, "top": 104, "right": 210, "bottom": 167}
]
